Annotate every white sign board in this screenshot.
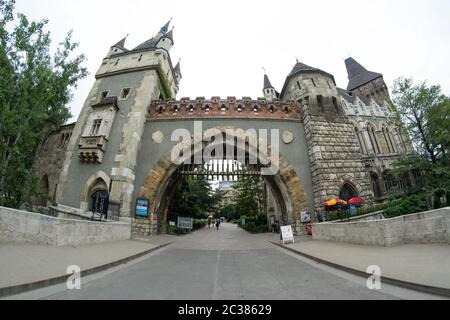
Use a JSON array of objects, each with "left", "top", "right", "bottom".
[
  {"left": 280, "top": 226, "right": 295, "bottom": 244},
  {"left": 178, "top": 217, "right": 193, "bottom": 230},
  {"left": 301, "top": 211, "right": 311, "bottom": 223}
]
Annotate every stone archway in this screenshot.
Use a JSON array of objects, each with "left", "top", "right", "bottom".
[
  {"left": 80, "top": 171, "right": 111, "bottom": 212},
  {"left": 137, "top": 127, "right": 309, "bottom": 234}
]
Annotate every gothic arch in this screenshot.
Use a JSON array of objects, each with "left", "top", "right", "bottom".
[
  {"left": 80, "top": 171, "right": 111, "bottom": 211},
  {"left": 138, "top": 127, "right": 309, "bottom": 229}
]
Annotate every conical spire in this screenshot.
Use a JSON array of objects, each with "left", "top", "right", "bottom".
[
  {"left": 160, "top": 19, "right": 172, "bottom": 34},
  {"left": 113, "top": 35, "right": 128, "bottom": 49},
  {"left": 174, "top": 59, "right": 181, "bottom": 74},
  {"left": 289, "top": 61, "right": 319, "bottom": 77},
  {"left": 345, "top": 57, "right": 382, "bottom": 91},
  {"left": 264, "top": 74, "right": 274, "bottom": 90},
  {"left": 164, "top": 28, "right": 174, "bottom": 42}
]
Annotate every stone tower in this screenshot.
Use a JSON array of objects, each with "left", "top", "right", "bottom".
[
  {"left": 263, "top": 74, "right": 278, "bottom": 102},
  {"left": 55, "top": 20, "right": 181, "bottom": 221},
  {"left": 345, "top": 57, "right": 391, "bottom": 105},
  {"left": 280, "top": 61, "right": 373, "bottom": 209}
]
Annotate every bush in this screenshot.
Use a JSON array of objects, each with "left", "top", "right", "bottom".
[
  {"left": 193, "top": 219, "right": 207, "bottom": 230},
  {"left": 240, "top": 223, "right": 269, "bottom": 234},
  {"left": 166, "top": 225, "right": 191, "bottom": 235},
  {"left": 384, "top": 194, "right": 428, "bottom": 218}
]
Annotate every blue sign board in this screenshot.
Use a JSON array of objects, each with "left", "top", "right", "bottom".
[{"left": 136, "top": 199, "right": 150, "bottom": 218}]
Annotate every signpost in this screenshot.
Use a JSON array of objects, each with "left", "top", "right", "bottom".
[
  {"left": 177, "top": 217, "right": 193, "bottom": 230},
  {"left": 135, "top": 199, "right": 149, "bottom": 218},
  {"left": 280, "top": 225, "right": 295, "bottom": 244}
]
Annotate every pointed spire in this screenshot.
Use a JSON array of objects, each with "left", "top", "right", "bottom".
[
  {"left": 113, "top": 34, "right": 128, "bottom": 48},
  {"left": 160, "top": 18, "right": 172, "bottom": 34},
  {"left": 345, "top": 57, "right": 382, "bottom": 91},
  {"left": 164, "top": 27, "right": 174, "bottom": 42},
  {"left": 264, "top": 74, "right": 274, "bottom": 90},
  {"left": 174, "top": 59, "right": 181, "bottom": 74}
]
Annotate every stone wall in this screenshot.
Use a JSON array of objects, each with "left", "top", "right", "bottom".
[
  {"left": 0, "top": 206, "right": 131, "bottom": 246},
  {"left": 312, "top": 207, "right": 450, "bottom": 247},
  {"left": 303, "top": 114, "right": 374, "bottom": 209},
  {"left": 32, "top": 123, "right": 75, "bottom": 204}
]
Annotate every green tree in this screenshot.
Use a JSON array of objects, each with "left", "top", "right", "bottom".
[
  {"left": 390, "top": 78, "right": 450, "bottom": 205},
  {"left": 232, "top": 175, "right": 265, "bottom": 219},
  {"left": 391, "top": 77, "right": 448, "bottom": 163},
  {"left": 168, "top": 176, "right": 222, "bottom": 219},
  {"left": 0, "top": 0, "right": 87, "bottom": 208}
]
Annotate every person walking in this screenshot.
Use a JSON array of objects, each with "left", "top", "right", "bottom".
[{"left": 215, "top": 218, "right": 220, "bottom": 231}]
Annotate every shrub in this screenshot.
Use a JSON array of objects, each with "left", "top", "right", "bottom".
[
  {"left": 166, "top": 225, "right": 191, "bottom": 235},
  {"left": 241, "top": 223, "right": 269, "bottom": 234},
  {"left": 384, "top": 194, "right": 428, "bottom": 218},
  {"left": 193, "top": 219, "right": 207, "bottom": 230}
]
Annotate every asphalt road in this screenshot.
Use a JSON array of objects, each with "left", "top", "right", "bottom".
[{"left": 25, "top": 223, "right": 401, "bottom": 300}]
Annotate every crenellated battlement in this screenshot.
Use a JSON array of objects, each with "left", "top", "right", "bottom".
[{"left": 147, "top": 97, "right": 302, "bottom": 121}]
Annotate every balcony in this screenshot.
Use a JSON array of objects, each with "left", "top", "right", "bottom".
[{"left": 78, "top": 135, "right": 108, "bottom": 163}]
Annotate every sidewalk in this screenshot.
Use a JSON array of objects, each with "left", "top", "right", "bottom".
[
  {"left": 0, "top": 237, "right": 174, "bottom": 297},
  {"left": 275, "top": 236, "right": 450, "bottom": 296}
]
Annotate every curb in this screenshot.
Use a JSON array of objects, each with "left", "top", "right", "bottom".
[
  {"left": 270, "top": 241, "right": 450, "bottom": 298},
  {"left": 0, "top": 241, "right": 174, "bottom": 298}
]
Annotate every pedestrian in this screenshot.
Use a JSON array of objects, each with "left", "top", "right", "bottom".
[
  {"left": 316, "top": 210, "right": 324, "bottom": 223},
  {"left": 216, "top": 219, "right": 220, "bottom": 231},
  {"left": 208, "top": 218, "right": 212, "bottom": 229}
]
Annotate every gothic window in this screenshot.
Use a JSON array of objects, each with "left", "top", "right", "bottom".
[
  {"left": 354, "top": 125, "right": 367, "bottom": 155},
  {"left": 204, "top": 105, "right": 210, "bottom": 113},
  {"left": 120, "top": 88, "right": 131, "bottom": 99},
  {"left": 221, "top": 105, "right": 227, "bottom": 112},
  {"left": 382, "top": 126, "right": 392, "bottom": 153},
  {"left": 253, "top": 105, "right": 260, "bottom": 113},
  {"left": 388, "top": 129, "right": 397, "bottom": 153},
  {"left": 237, "top": 105, "right": 243, "bottom": 113},
  {"left": 397, "top": 128, "right": 408, "bottom": 153},
  {"left": 100, "top": 91, "right": 109, "bottom": 102},
  {"left": 370, "top": 172, "right": 383, "bottom": 199},
  {"left": 339, "top": 183, "right": 358, "bottom": 201},
  {"left": 367, "top": 123, "right": 380, "bottom": 154},
  {"left": 304, "top": 96, "right": 310, "bottom": 106},
  {"left": 91, "top": 119, "right": 102, "bottom": 136},
  {"left": 317, "top": 95, "right": 324, "bottom": 113},
  {"left": 332, "top": 97, "right": 339, "bottom": 113}
]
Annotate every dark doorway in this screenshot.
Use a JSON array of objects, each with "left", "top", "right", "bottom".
[
  {"left": 90, "top": 190, "right": 109, "bottom": 218},
  {"left": 339, "top": 183, "right": 358, "bottom": 201}
]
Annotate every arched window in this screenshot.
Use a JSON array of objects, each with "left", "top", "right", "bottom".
[
  {"left": 88, "top": 178, "right": 109, "bottom": 217},
  {"left": 354, "top": 124, "right": 367, "bottom": 155},
  {"left": 370, "top": 172, "right": 383, "bottom": 199},
  {"left": 388, "top": 130, "right": 396, "bottom": 153},
  {"left": 382, "top": 125, "right": 393, "bottom": 154},
  {"left": 38, "top": 175, "right": 50, "bottom": 206},
  {"left": 339, "top": 183, "right": 358, "bottom": 201},
  {"left": 367, "top": 123, "right": 380, "bottom": 154}
]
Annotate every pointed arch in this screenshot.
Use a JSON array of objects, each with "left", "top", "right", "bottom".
[{"left": 80, "top": 171, "right": 111, "bottom": 211}]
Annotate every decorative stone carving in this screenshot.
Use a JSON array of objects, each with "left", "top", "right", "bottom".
[
  {"left": 282, "top": 130, "right": 294, "bottom": 144},
  {"left": 152, "top": 131, "right": 164, "bottom": 144}
]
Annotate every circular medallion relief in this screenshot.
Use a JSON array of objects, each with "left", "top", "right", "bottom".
[
  {"left": 282, "top": 130, "right": 294, "bottom": 144},
  {"left": 152, "top": 131, "right": 164, "bottom": 144}
]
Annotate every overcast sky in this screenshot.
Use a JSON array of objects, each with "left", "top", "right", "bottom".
[{"left": 15, "top": 0, "right": 450, "bottom": 123}]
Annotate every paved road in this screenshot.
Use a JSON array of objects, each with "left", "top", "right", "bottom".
[{"left": 14, "top": 223, "right": 405, "bottom": 300}]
